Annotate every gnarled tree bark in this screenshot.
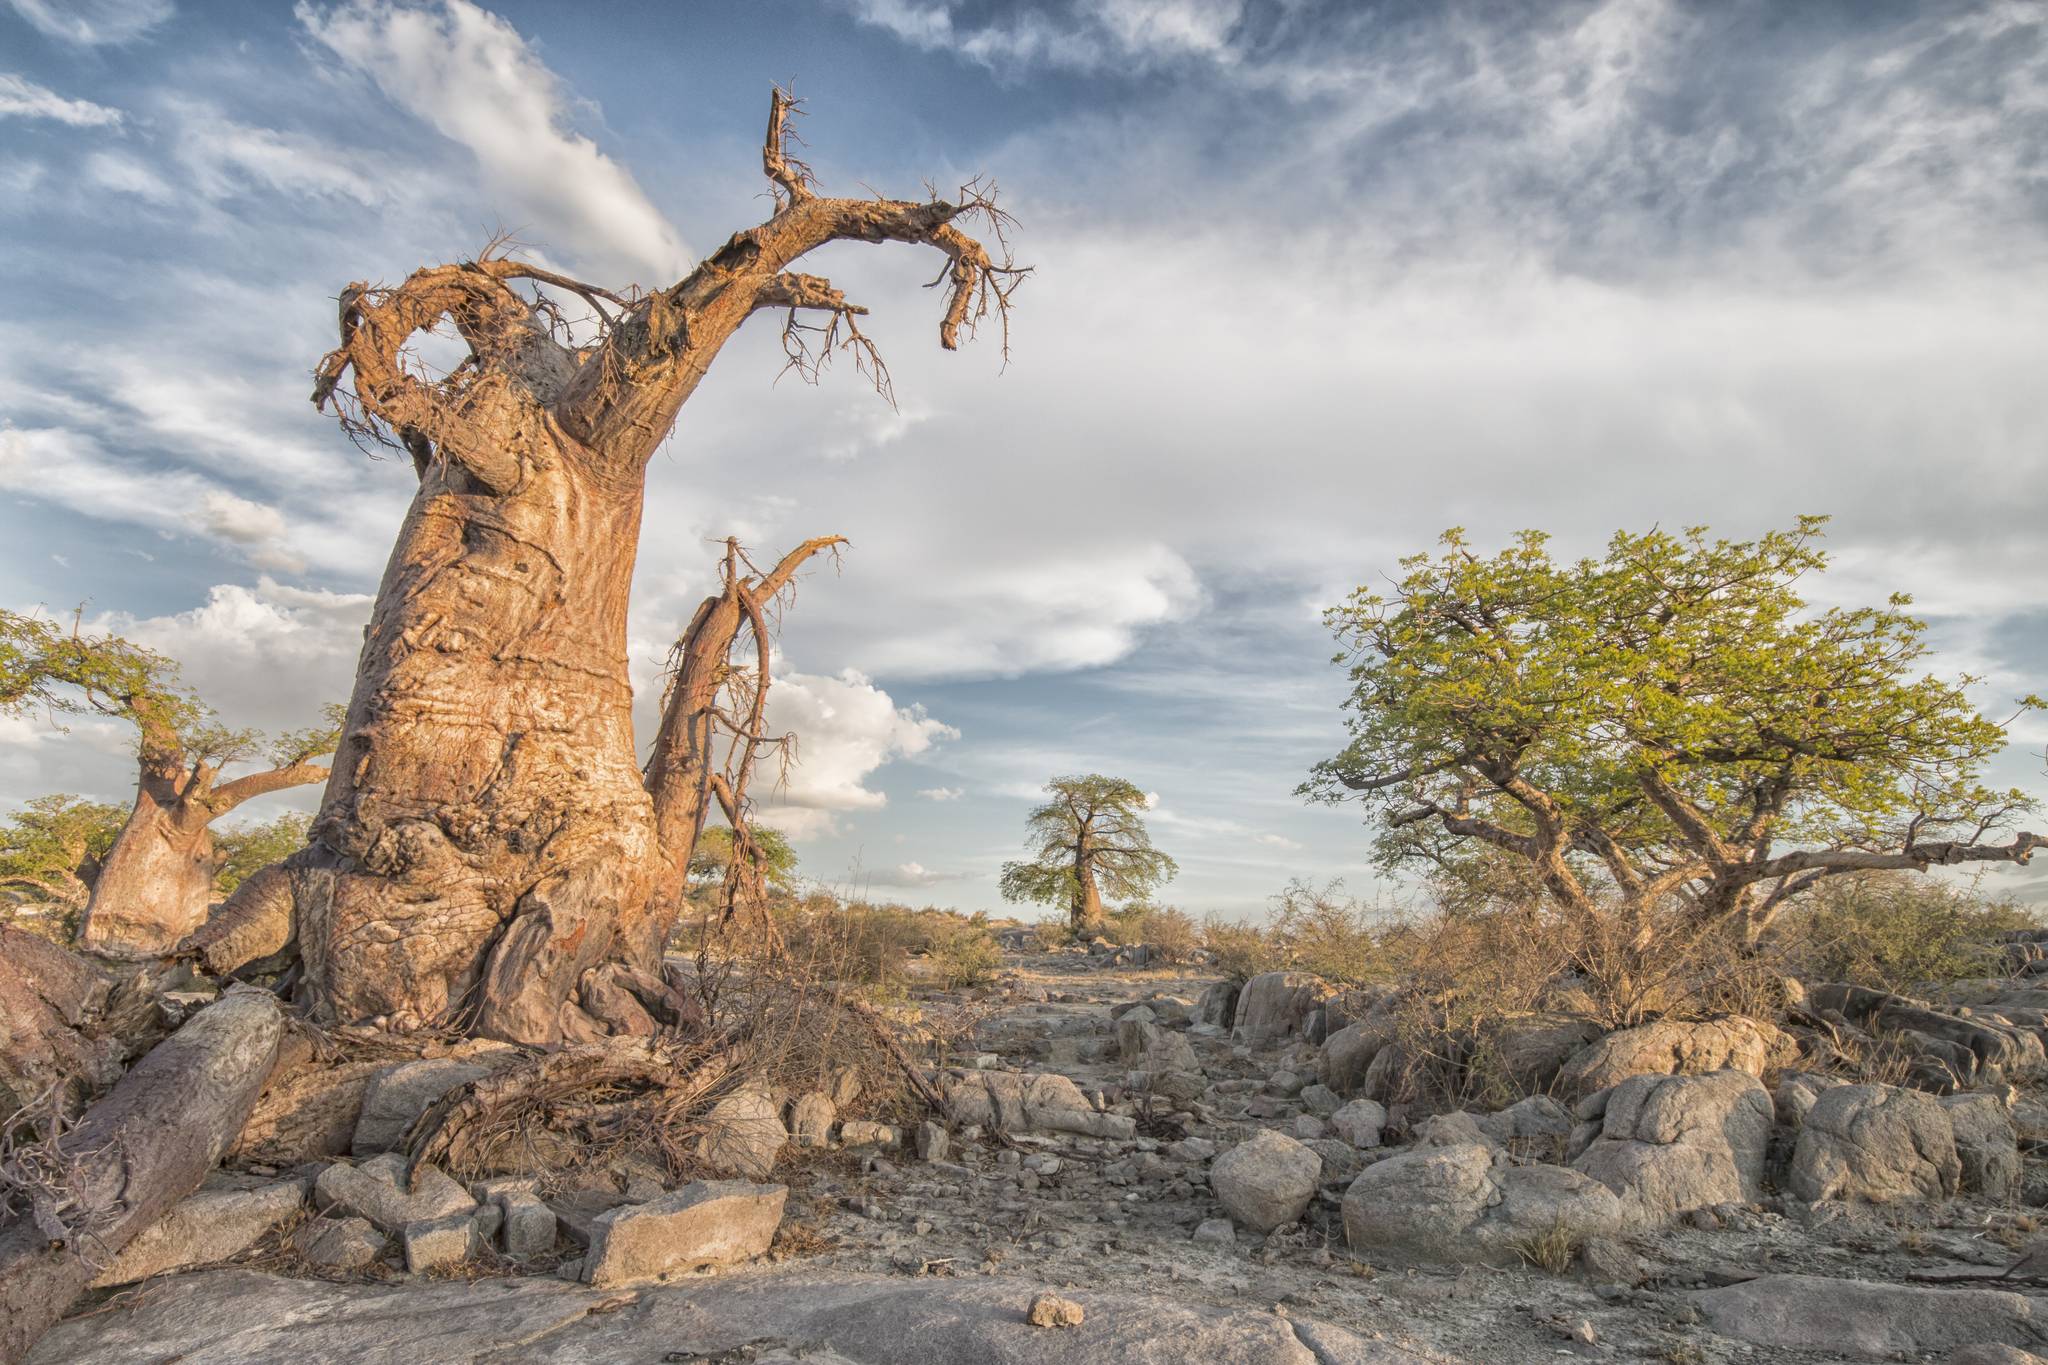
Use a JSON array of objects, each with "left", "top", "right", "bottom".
[{"left": 195, "top": 91, "right": 1018, "bottom": 1043}]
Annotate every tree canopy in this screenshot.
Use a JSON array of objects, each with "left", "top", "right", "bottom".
[
  {"left": 0, "top": 794, "right": 126, "bottom": 910},
  {"left": 1302, "top": 518, "right": 2042, "bottom": 945},
  {"left": 1000, "top": 774, "right": 1177, "bottom": 933}
]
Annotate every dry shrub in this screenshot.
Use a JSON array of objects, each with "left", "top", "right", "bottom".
[
  {"left": 1100, "top": 904, "right": 1201, "bottom": 962},
  {"left": 1769, "top": 872, "right": 2039, "bottom": 994}
]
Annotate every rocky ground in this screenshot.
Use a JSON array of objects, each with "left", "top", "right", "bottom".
[{"left": 30, "top": 943, "right": 2048, "bottom": 1364}]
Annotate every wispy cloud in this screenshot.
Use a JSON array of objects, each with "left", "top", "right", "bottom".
[
  {"left": 297, "top": 0, "right": 690, "bottom": 284},
  {"left": 7, "top": 0, "right": 173, "bottom": 47},
  {"left": 0, "top": 73, "right": 124, "bottom": 126},
  {"left": 918, "top": 786, "right": 965, "bottom": 801}
]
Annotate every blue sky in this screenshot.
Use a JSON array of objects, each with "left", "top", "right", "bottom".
[{"left": 3, "top": 0, "right": 2046, "bottom": 916}]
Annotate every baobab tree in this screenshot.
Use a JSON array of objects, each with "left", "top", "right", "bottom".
[
  {"left": 1001, "top": 775, "right": 1177, "bottom": 935},
  {"left": 1302, "top": 519, "right": 2044, "bottom": 1018},
  {"left": 0, "top": 795, "right": 123, "bottom": 920},
  {"left": 0, "top": 609, "right": 340, "bottom": 957},
  {"left": 193, "top": 92, "right": 1020, "bottom": 1043}
]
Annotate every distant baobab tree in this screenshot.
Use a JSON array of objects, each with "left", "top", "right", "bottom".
[{"left": 1001, "top": 775, "right": 1178, "bottom": 936}]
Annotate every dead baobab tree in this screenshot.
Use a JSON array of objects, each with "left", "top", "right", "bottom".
[
  {"left": 644, "top": 535, "right": 844, "bottom": 940},
  {"left": 189, "top": 91, "right": 1021, "bottom": 1044}
]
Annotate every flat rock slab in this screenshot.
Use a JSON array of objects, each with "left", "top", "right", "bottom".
[
  {"left": 90, "top": 1179, "right": 307, "bottom": 1287},
  {"left": 33, "top": 1268, "right": 1447, "bottom": 1365},
  {"left": 1692, "top": 1274, "right": 2048, "bottom": 1358}
]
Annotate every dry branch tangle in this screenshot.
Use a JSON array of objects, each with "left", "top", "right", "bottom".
[{"left": 191, "top": 91, "right": 1019, "bottom": 1046}]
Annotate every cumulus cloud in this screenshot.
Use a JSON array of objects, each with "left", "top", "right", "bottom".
[
  {"left": 869, "top": 860, "right": 965, "bottom": 888},
  {"left": 297, "top": 0, "right": 690, "bottom": 284},
  {"left": 0, "top": 73, "right": 124, "bottom": 126},
  {"left": 7, "top": 0, "right": 173, "bottom": 46},
  {"left": 751, "top": 669, "right": 958, "bottom": 840}
]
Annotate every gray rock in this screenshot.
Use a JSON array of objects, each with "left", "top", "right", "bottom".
[
  {"left": 788, "top": 1091, "right": 836, "bottom": 1148},
  {"left": 1556, "top": 1017, "right": 1796, "bottom": 1099},
  {"left": 351, "top": 1059, "right": 491, "bottom": 1155},
  {"left": 1480, "top": 1013, "right": 1604, "bottom": 1093},
  {"left": 92, "top": 1179, "right": 306, "bottom": 1286},
  {"left": 1191, "top": 1217, "right": 1236, "bottom": 1246},
  {"left": 24, "top": 1267, "right": 1429, "bottom": 1365},
  {"left": 1474, "top": 1095, "right": 1572, "bottom": 1147},
  {"left": 1341, "top": 1142, "right": 1622, "bottom": 1266},
  {"left": 695, "top": 1087, "right": 787, "bottom": 1179},
  {"left": 1292, "top": 1114, "right": 1328, "bottom": 1140},
  {"left": 1789, "top": 1082, "right": 1962, "bottom": 1203},
  {"left": 1231, "top": 972, "right": 1336, "bottom": 1045},
  {"left": 292, "top": 1216, "right": 386, "bottom": 1271},
  {"left": 1209, "top": 1130, "right": 1321, "bottom": 1233},
  {"left": 1328, "top": 1098, "right": 1386, "bottom": 1149},
  {"left": 1571, "top": 1070, "right": 1773, "bottom": 1226},
  {"left": 1692, "top": 1274, "right": 2048, "bottom": 1357},
  {"left": 581, "top": 1180, "right": 788, "bottom": 1287},
  {"left": 916, "top": 1120, "right": 950, "bottom": 1163},
  {"left": 1949, "top": 1347, "right": 2048, "bottom": 1365},
  {"left": 498, "top": 1191, "right": 557, "bottom": 1259},
  {"left": 840, "top": 1120, "right": 898, "bottom": 1147},
  {"left": 403, "top": 1212, "right": 485, "bottom": 1273},
  {"left": 1944, "top": 1093, "right": 2023, "bottom": 1201},
  {"left": 1320, "top": 1020, "right": 1394, "bottom": 1097},
  {"left": 1303, "top": 1138, "right": 1364, "bottom": 1187},
  {"left": 1298, "top": 1083, "right": 1341, "bottom": 1117},
  {"left": 1193, "top": 979, "right": 1241, "bottom": 1029},
  {"left": 1413, "top": 1111, "right": 1492, "bottom": 1149},
  {"left": 314, "top": 1154, "right": 475, "bottom": 1234},
  {"left": 943, "top": 1070, "right": 1137, "bottom": 1139},
  {"left": 1773, "top": 1069, "right": 1843, "bottom": 1125}
]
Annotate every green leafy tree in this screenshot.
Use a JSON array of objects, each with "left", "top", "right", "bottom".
[
  {"left": 0, "top": 794, "right": 126, "bottom": 912},
  {"left": 1303, "top": 519, "right": 2043, "bottom": 972},
  {"left": 0, "top": 609, "right": 342, "bottom": 956},
  {"left": 215, "top": 812, "right": 315, "bottom": 898},
  {"left": 1000, "top": 775, "right": 1177, "bottom": 935}
]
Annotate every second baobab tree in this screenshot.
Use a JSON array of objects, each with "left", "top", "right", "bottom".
[{"left": 1001, "top": 775, "right": 1177, "bottom": 936}]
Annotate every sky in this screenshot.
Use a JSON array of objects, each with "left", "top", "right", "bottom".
[{"left": 2, "top": 0, "right": 2046, "bottom": 917}]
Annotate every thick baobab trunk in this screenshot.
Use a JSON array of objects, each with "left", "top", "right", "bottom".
[
  {"left": 0, "top": 988, "right": 281, "bottom": 1364},
  {"left": 1071, "top": 844, "right": 1105, "bottom": 935},
  {"left": 301, "top": 427, "right": 661, "bottom": 1043},
  {"left": 218, "top": 90, "right": 1017, "bottom": 1045},
  {"left": 644, "top": 536, "right": 843, "bottom": 935},
  {"left": 77, "top": 792, "right": 213, "bottom": 960},
  {"left": 79, "top": 733, "right": 329, "bottom": 960}
]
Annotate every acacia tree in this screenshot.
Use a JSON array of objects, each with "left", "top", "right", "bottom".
[
  {"left": 1001, "top": 775, "right": 1177, "bottom": 935},
  {"left": 0, "top": 610, "right": 341, "bottom": 957},
  {"left": 1302, "top": 519, "right": 2044, "bottom": 984},
  {"left": 193, "top": 92, "right": 1019, "bottom": 1042}
]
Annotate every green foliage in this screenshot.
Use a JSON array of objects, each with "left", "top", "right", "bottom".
[
  {"left": 0, "top": 794, "right": 125, "bottom": 907},
  {"left": 923, "top": 912, "right": 1003, "bottom": 988},
  {"left": 1303, "top": 518, "right": 2039, "bottom": 933},
  {"left": 215, "top": 812, "right": 313, "bottom": 896},
  {"left": 1101, "top": 903, "right": 1201, "bottom": 960},
  {"left": 0, "top": 609, "right": 201, "bottom": 749},
  {"left": 999, "top": 774, "right": 1177, "bottom": 917},
  {"left": 1778, "top": 871, "right": 2040, "bottom": 993},
  {"left": 689, "top": 823, "right": 799, "bottom": 891},
  {"left": 1202, "top": 880, "right": 1390, "bottom": 985}
]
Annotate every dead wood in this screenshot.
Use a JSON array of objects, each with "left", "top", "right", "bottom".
[{"left": 0, "top": 987, "right": 281, "bottom": 1363}]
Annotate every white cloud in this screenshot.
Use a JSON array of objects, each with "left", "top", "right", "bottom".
[
  {"left": 297, "top": 0, "right": 690, "bottom": 285},
  {"left": 83, "top": 150, "right": 175, "bottom": 203},
  {"left": 1253, "top": 832, "right": 1302, "bottom": 851},
  {"left": 844, "top": 0, "right": 1243, "bottom": 74},
  {"left": 0, "top": 73, "right": 124, "bottom": 126},
  {"left": 918, "top": 786, "right": 964, "bottom": 801},
  {"left": 168, "top": 100, "right": 382, "bottom": 204},
  {"left": 750, "top": 668, "right": 957, "bottom": 840},
  {"left": 869, "top": 860, "right": 966, "bottom": 888},
  {"left": 7, "top": 0, "right": 173, "bottom": 46},
  {"left": 0, "top": 426, "right": 307, "bottom": 573}
]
